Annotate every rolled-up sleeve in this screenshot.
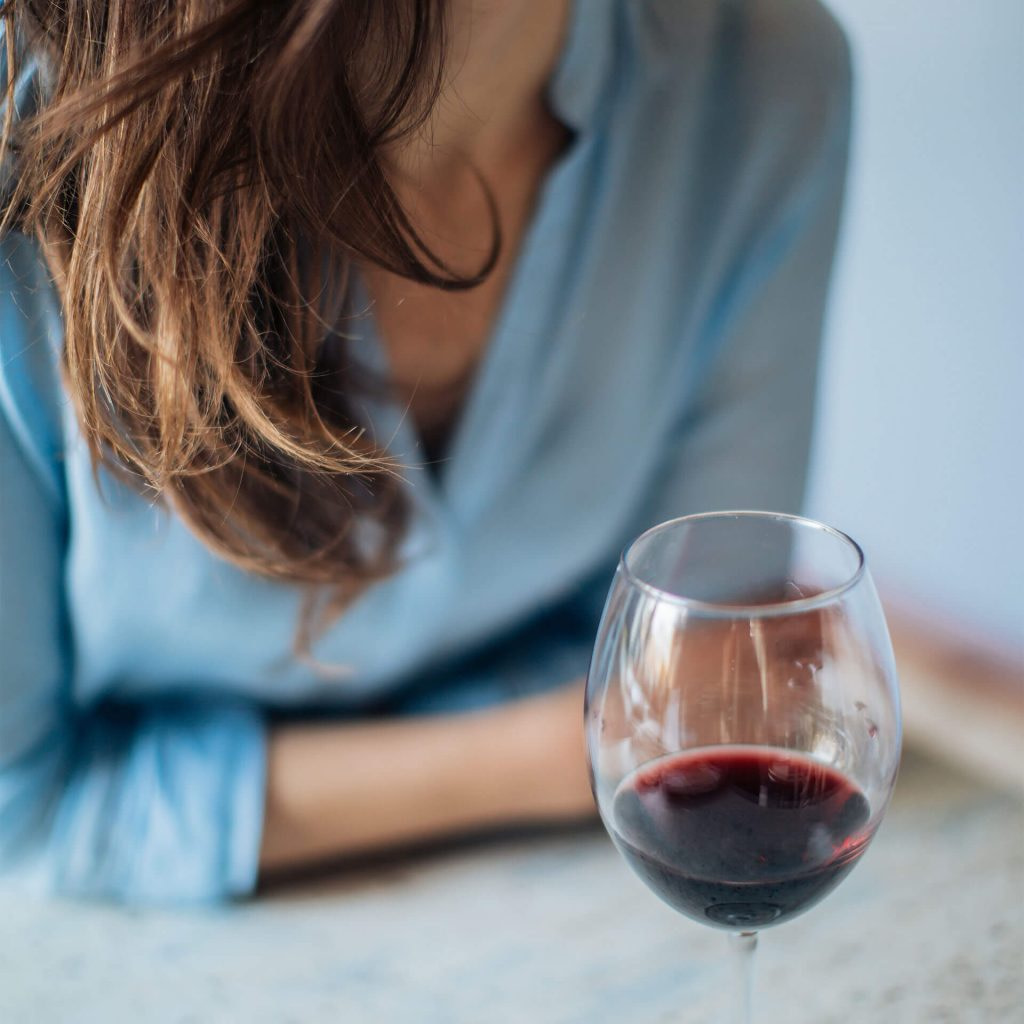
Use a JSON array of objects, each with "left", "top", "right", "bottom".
[{"left": 0, "top": 231, "right": 267, "bottom": 905}]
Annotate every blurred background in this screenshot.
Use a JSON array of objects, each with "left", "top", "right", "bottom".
[{"left": 809, "top": 0, "right": 1023, "bottom": 782}]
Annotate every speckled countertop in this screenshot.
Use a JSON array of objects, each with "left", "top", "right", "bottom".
[{"left": 1, "top": 749, "right": 1021, "bottom": 1024}]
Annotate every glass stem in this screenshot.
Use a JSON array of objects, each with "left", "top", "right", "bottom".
[{"left": 729, "top": 930, "right": 758, "bottom": 1024}]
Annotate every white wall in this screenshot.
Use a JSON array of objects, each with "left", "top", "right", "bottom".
[{"left": 809, "top": 0, "right": 1024, "bottom": 656}]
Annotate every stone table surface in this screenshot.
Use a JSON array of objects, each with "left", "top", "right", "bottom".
[{"left": 1, "top": 749, "right": 1021, "bottom": 1024}]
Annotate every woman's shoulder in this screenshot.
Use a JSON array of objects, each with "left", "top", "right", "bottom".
[
  {"left": 604, "top": 0, "right": 852, "bottom": 261},
  {"left": 0, "top": 231, "right": 67, "bottom": 504},
  {"left": 622, "top": 0, "right": 852, "bottom": 153},
  {"left": 0, "top": 8, "right": 66, "bottom": 494},
  {"left": 628, "top": 0, "right": 851, "bottom": 94},
  {"left": 1, "top": 18, "right": 53, "bottom": 193}
]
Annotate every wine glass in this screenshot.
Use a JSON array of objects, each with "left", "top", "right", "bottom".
[{"left": 585, "top": 511, "right": 901, "bottom": 1023}]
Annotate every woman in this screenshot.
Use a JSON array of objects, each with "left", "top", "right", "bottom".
[{"left": 0, "top": 0, "right": 850, "bottom": 904}]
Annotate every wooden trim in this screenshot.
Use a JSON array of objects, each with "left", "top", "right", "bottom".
[{"left": 889, "top": 614, "right": 1024, "bottom": 793}]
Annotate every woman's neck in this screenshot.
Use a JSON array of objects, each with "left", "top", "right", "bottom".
[
  {"left": 364, "top": 2, "right": 575, "bottom": 462},
  {"left": 389, "top": 0, "right": 572, "bottom": 183}
]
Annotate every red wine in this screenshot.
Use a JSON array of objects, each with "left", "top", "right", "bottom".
[{"left": 609, "top": 747, "right": 874, "bottom": 930}]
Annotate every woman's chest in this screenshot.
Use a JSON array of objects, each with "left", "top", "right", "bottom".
[
  {"left": 362, "top": 270, "right": 502, "bottom": 463},
  {"left": 360, "top": 122, "right": 568, "bottom": 461}
]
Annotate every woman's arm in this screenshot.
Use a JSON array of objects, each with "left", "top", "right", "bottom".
[
  {"left": 0, "top": 301, "right": 591, "bottom": 906},
  {"left": 0, "top": 220, "right": 594, "bottom": 901},
  {"left": 260, "top": 680, "right": 593, "bottom": 874},
  {"left": 0, "top": 232, "right": 269, "bottom": 905},
  {"left": 637, "top": 36, "right": 852, "bottom": 531}
]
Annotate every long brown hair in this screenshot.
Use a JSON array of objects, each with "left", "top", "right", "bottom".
[{"left": 0, "top": 0, "right": 497, "bottom": 646}]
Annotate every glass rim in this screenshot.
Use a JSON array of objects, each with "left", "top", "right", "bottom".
[{"left": 619, "top": 510, "right": 866, "bottom": 617}]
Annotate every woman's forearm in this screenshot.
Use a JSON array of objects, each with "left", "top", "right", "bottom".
[{"left": 258, "top": 682, "right": 593, "bottom": 876}]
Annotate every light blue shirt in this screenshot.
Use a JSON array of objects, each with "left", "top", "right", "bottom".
[{"left": 0, "top": 0, "right": 851, "bottom": 903}]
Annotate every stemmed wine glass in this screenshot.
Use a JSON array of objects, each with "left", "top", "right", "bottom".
[{"left": 585, "top": 511, "right": 901, "bottom": 1023}]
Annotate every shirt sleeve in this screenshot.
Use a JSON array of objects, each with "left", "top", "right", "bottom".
[
  {"left": 0, "top": 232, "right": 267, "bottom": 906},
  {"left": 572, "top": 26, "right": 852, "bottom": 629},
  {"left": 637, "top": 50, "right": 851, "bottom": 533}
]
